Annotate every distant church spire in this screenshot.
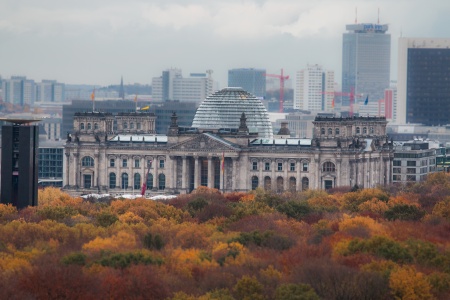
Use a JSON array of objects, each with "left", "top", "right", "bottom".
[{"left": 119, "top": 76, "right": 125, "bottom": 100}]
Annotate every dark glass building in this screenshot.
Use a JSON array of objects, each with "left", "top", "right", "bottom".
[
  {"left": 1, "top": 122, "right": 39, "bottom": 208},
  {"left": 406, "top": 48, "right": 450, "bottom": 126},
  {"left": 228, "top": 68, "right": 266, "bottom": 99}
]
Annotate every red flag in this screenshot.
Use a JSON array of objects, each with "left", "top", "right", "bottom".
[{"left": 91, "top": 88, "right": 95, "bottom": 101}]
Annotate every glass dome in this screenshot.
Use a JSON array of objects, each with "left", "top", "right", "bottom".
[{"left": 192, "top": 87, "right": 273, "bottom": 138}]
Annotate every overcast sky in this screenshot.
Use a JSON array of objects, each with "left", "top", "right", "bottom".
[{"left": 1, "top": 0, "right": 449, "bottom": 87}]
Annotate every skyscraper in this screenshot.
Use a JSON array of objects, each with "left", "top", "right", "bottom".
[
  {"left": 397, "top": 38, "right": 450, "bottom": 125},
  {"left": 228, "top": 68, "right": 266, "bottom": 99},
  {"left": 1, "top": 76, "right": 36, "bottom": 106},
  {"left": 342, "top": 23, "right": 391, "bottom": 106},
  {"left": 294, "top": 64, "right": 335, "bottom": 111}
]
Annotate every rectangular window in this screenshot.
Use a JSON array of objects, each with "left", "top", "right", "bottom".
[
  {"left": 265, "top": 162, "right": 270, "bottom": 171},
  {"left": 122, "top": 159, "right": 127, "bottom": 167},
  {"left": 134, "top": 159, "right": 140, "bottom": 168},
  {"left": 407, "top": 161, "right": 416, "bottom": 167},
  {"left": 110, "top": 159, "right": 115, "bottom": 167},
  {"left": 302, "top": 162, "right": 308, "bottom": 172},
  {"left": 290, "top": 162, "right": 295, "bottom": 171},
  {"left": 393, "top": 160, "right": 401, "bottom": 166},
  {"left": 277, "top": 162, "right": 283, "bottom": 171},
  {"left": 407, "top": 168, "right": 416, "bottom": 174},
  {"left": 147, "top": 160, "right": 153, "bottom": 168},
  {"left": 407, "top": 175, "right": 416, "bottom": 181},
  {"left": 159, "top": 160, "right": 164, "bottom": 169},
  {"left": 252, "top": 161, "right": 258, "bottom": 171},
  {"left": 393, "top": 168, "right": 401, "bottom": 174},
  {"left": 393, "top": 175, "right": 401, "bottom": 181}
]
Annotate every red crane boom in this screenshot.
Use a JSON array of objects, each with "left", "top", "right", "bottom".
[{"left": 265, "top": 69, "right": 289, "bottom": 113}]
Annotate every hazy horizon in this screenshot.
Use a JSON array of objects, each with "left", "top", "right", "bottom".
[{"left": 1, "top": 0, "right": 449, "bottom": 88}]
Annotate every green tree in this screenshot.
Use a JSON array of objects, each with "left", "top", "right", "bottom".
[
  {"left": 234, "top": 276, "right": 265, "bottom": 300},
  {"left": 274, "top": 283, "right": 319, "bottom": 300}
]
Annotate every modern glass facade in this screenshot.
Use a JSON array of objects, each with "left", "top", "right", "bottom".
[
  {"left": 192, "top": 87, "right": 273, "bottom": 138},
  {"left": 342, "top": 24, "right": 390, "bottom": 106},
  {"left": 406, "top": 48, "right": 450, "bottom": 126},
  {"left": 228, "top": 68, "right": 266, "bottom": 99}
]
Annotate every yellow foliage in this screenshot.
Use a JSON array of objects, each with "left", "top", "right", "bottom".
[
  {"left": 118, "top": 211, "right": 144, "bottom": 224},
  {"left": 338, "top": 215, "right": 385, "bottom": 236},
  {"left": 389, "top": 266, "right": 434, "bottom": 300},
  {"left": 332, "top": 238, "right": 352, "bottom": 256},
  {"left": 361, "top": 260, "right": 398, "bottom": 278},
  {"left": 308, "top": 195, "right": 342, "bottom": 211},
  {"left": 0, "top": 204, "right": 17, "bottom": 218},
  {"left": 38, "top": 186, "right": 72, "bottom": 206},
  {"left": 260, "top": 265, "right": 282, "bottom": 281},
  {"left": 241, "top": 194, "right": 255, "bottom": 202},
  {"left": 358, "top": 198, "right": 389, "bottom": 214},
  {"left": 82, "top": 231, "right": 137, "bottom": 253},
  {"left": 0, "top": 252, "right": 32, "bottom": 275},
  {"left": 432, "top": 199, "right": 450, "bottom": 220}
]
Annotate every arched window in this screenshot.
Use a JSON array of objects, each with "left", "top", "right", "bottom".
[
  {"left": 158, "top": 174, "right": 165, "bottom": 190},
  {"left": 363, "top": 127, "right": 367, "bottom": 134},
  {"left": 264, "top": 176, "right": 271, "bottom": 191},
  {"left": 370, "top": 127, "right": 374, "bottom": 134},
  {"left": 146, "top": 174, "right": 153, "bottom": 190},
  {"left": 87, "top": 123, "right": 92, "bottom": 130},
  {"left": 322, "top": 161, "right": 336, "bottom": 172},
  {"left": 328, "top": 128, "right": 332, "bottom": 135},
  {"left": 251, "top": 176, "right": 259, "bottom": 190},
  {"left": 80, "top": 123, "right": 85, "bottom": 130},
  {"left": 302, "top": 177, "right": 309, "bottom": 191},
  {"left": 94, "top": 123, "right": 98, "bottom": 130},
  {"left": 134, "top": 173, "right": 141, "bottom": 190},
  {"left": 123, "top": 122, "right": 128, "bottom": 129},
  {"left": 81, "top": 156, "right": 94, "bottom": 167},
  {"left": 356, "top": 127, "right": 360, "bottom": 134},
  {"left": 335, "top": 128, "right": 340, "bottom": 135},
  {"left": 289, "top": 177, "right": 296, "bottom": 192},
  {"left": 109, "top": 173, "right": 116, "bottom": 188},
  {"left": 121, "top": 173, "right": 129, "bottom": 189},
  {"left": 276, "top": 176, "right": 284, "bottom": 193},
  {"left": 321, "top": 128, "right": 325, "bottom": 135}
]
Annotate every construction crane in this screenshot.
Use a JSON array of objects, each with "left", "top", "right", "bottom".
[
  {"left": 321, "top": 87, "right": 363, "bottom": 116},
  {"left": 265, "top": 69, "right": 289, "bottom": 113}
]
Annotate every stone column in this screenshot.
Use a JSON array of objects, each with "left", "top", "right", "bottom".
[
  {"left": 220, "top": 156, "right": 224, "bottom": 191},
  {"left": 207, "top": 156, "right": 213, "bottom": 188},
  {"left": 65, "top": 152, "right": 70, "bottom": 187},
  {"left": 95, "top": 152, "right": 100, "bottom": 189},
  {"left": 296, "top": 160, "right": 301, "bottom": 191},
  {"left": 182, "top": 156, "right": 187, "bottom": 191},
  {"left": 194, "top": 155, "right": 199, "bottom": 190},
  {"left": 232, "top": 157, "right": 238, "bottom": 191},
  {"left": 74, "top": 153, "right": 80, "bottom": 188},
  {"left": 336, "top": 159, "right": 342, "bottom": 187},
  {"left": 271, "top": 160, "right": 275, "bottom": 191},
  {"left": 154, "top": 157, "right": 159, "bottom": 190},
  {"left": 284, "top": 159, "right": 289, "bottom": 191},
  {"left": 259, "top": 159, "right": 263, "bottom": 188}
]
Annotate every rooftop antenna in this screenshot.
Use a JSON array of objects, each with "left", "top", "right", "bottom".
[
  {"left": 377, "top": 8, "right": 380, "bottom": 24},
  {"left": 355, "top": 7, "right": 358, "bottom": 24}
]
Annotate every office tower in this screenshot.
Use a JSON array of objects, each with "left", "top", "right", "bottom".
[
  {"left": 397, "top": 38, "right": 450, "bottom": 125},
  {"left": 1, "top": 76, "right": 36, "bottom": 106},
  {"left": 152, "top": 69, "right": 214, "bottom": 102},
  {"left": 342, "top": 23, "right": 391, "bottom": 106},
  {"left": 228, "top": 68, "right": 266, "bottom": 99},
  {"left": 1, "top": 120, "right": 39, "bottom": 209},
  {"left": 294, "top": 64, "right": 335, "bottom": 111},
  {"left": 384, "top": 87, "right": 397, "bottom": 122},
  {"left": 36, "top": 80, "right": 65, "bottom": 102}
]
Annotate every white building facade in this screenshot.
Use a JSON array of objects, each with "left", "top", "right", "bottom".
[{"left": 294, "top": 65, "right": 334, "bottom": 111}]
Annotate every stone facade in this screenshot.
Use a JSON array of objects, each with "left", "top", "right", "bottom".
[{"left": 63, "top": 112, "right": 394, "bottom": 196}]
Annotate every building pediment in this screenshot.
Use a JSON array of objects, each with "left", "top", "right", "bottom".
[{"left": 168, "top": 133, "right": 241, "bottom": 152}]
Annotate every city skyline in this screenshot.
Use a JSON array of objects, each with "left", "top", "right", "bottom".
[{"left": 1, "top": 0, "right": 449, "bottom": 87}]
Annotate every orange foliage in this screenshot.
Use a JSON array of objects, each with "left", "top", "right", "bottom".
[
  {"left": 82, "top": 231, "right": 137, "bottom": 253},
  {"left": 389, "top": 266, "right": 433, "bottom": 300},
  {"left": 38, "top": 187, "right": 73, "bottom": 206},
  {"left": 338, "top": 215, "right": 385, "bottom": 237}
]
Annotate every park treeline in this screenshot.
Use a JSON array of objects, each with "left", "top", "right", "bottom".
[{"left": 1, "top": 173, "right": 450, "bottom": 299}]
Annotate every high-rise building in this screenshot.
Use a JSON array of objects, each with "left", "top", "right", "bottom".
[
  {"left": 152, "top": 69, "right": 214, "bottom": 102},
  {"left": 1, "top": 120, "right": 39, "bottom": 208},
  {"left": 1, "top": 76, "right": 36, "bottom": 106},
  {"left": 294, "top": 64, "right": 335, "bottom": 111},
  {"left": 342, "top": 23, "right": 391, "bottom": 106},
  {"left": 397, "top": 38, "right": 450, "bottom": 125},
  {"left": 36, "top": 80, "right": 65, "bottom": 102},
  {"left": 228, "top": 68, "right": 266, "bottom": 99}
]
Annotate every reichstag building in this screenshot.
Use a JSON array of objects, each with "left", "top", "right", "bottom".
[{"left": 63, "top": 88, "right": 394, "bottom": 195}]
